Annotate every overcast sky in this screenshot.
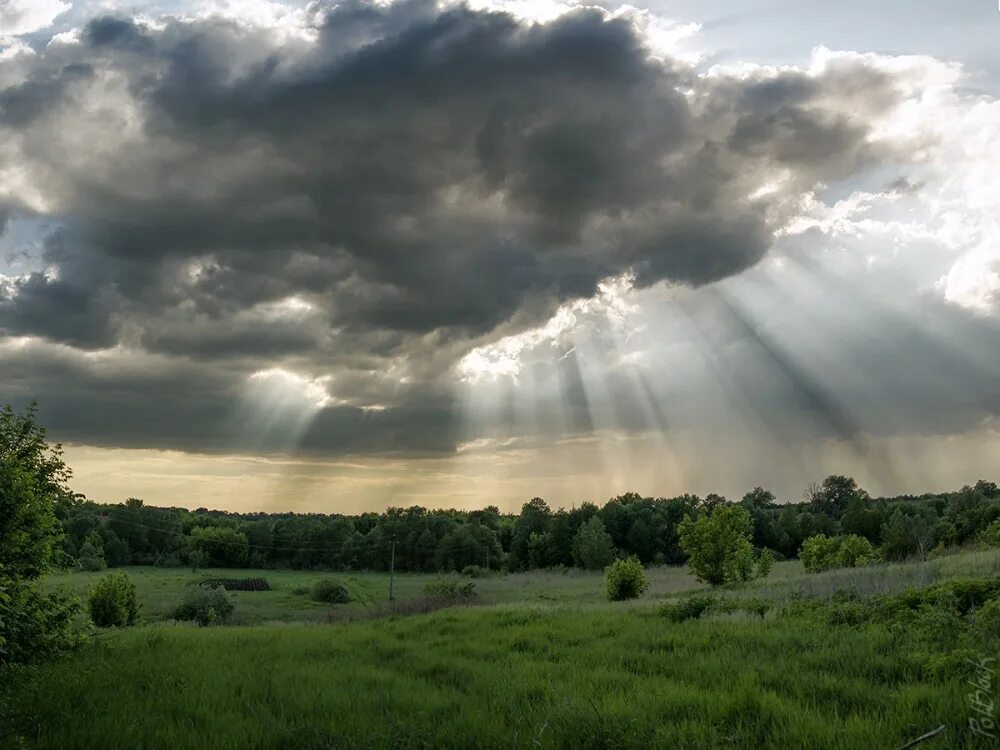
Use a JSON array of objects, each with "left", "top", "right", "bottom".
[{"left": 1, "top": 0, "right": 998, "bottom": 513}]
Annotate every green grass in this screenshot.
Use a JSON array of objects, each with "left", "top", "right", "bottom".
[
  {"left": 6, "top": 552, "right": 999, "bottom": 749},
  {"left": 41, "top": 564, "right": 706, "bottom": 624}
]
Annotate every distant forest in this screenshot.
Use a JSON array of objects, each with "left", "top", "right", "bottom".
[{"left": 55, "top": 476, "right": 1000, "bottom": 573}]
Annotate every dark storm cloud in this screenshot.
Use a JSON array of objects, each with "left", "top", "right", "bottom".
[{"left": 0, "top": 0, "right": 923, "bottom": 455}]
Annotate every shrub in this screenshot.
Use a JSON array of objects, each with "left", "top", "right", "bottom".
[
  {"left": 678, "top": 505, "right": 756, "bottom": 586},
  {"left": 660, "top": 594, "right": 715, "bottom": 622},
  {"left": 174, "top": 585, "right": 234, "bottom": 626},
  {"left": 799, "top": 535, "right": 841, "bottom": 573},
  {"left": 836, "top": 534, "right": 876, "bottom": 568},
  {"left": 78, "top": 535, "right": 106, "bottom": 572},
  {"left": 312, "top": 578, "right": 351, "bottom": 604},
  {"left": 604, "top": 556, "right": 648, "bottom": 601},
  {"left": 88, "top": 572, "right": 139, "bottom": 628},
  {"left": 982, "top": 518, "right": 1000, "bottom": 549},
  {"left": 974, "top": 599, "right": 1000, "bottom": 640},
  {"left": 461, "top": 565, "right": 483, "bottom": 578},
  {"left": 756, "top": 549, "right": 775, "bottom": 578},
  {"left": 188, "top": 549, "right": 207, "bottom": 572},
  {"left": 423, "top": 579, "right": 477, "bottom": 603}
]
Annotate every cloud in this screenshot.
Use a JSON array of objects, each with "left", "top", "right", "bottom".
[
  {"left": 0, "top": 0, "right": 70, "bottom": 41},
  {"left": 0, "top": 0, "right": 996, "bottom": 461}
]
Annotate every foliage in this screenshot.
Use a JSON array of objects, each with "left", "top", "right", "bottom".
[
  {"left": 660, "top": 594, "right": 716, "bottom": 622},
  {"left": 46, "top": 474, "right": 1000, "bottom": 574},
  {"left": 836, "top": 534, "right": 876, "bottom": 568},
  {"left": 311, "top": 578, "right": 351, "bottom": 604},
  {"left": 188, "top": 526, "right": 250, "bottom": 567},
  {"left": 604, "top": 556, "right": 648, "bottom": 601},
  {"left": 756, "top": 548, "right": 775, "bottom": 578},
  {"left": 0, "top": 404, "right": 85, "bottom": 664},
  {"left": 461, "top": 565, "right": 482, "bottom": 578},
  {"left": 981, "top": 518, "right": 1000, "bottom": 548},
  {"left": 678, "top": 504, "right": 757, "bottom": 586},
  {"left": 188, "top": 549, "right": 207, "bottom": 572},
  {"left": 571, "top": 517, "right": 616, "bottom": 570},
  {"left": 174, "top": 585, "right": 235, "bottom": 626},
  {"left": 78, "top": 533, "right": 107, "bottom": 572},
  {"left": 799, "top": 535, "right": 842, "bottom": 573},
  {"left": 423, "top": 578, "right": 477, "bottom": 603},
  {"left": 88, "top": 572, "right": 139, "bottom": 628}
]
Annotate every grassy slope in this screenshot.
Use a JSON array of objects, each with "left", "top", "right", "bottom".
[{"left": 8, "top": 551, "right": 1000, "bottom": 749}]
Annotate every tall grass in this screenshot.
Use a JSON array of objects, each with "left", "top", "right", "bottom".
[{"left": 4, "top": 598, "right": 997, "bottom": 749}]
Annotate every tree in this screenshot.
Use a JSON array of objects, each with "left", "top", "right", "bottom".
[
  {"left": 808, "top": 476, "right": 867, "bottom": 517},
  {"left": 678, "top": 505, "right": 756, "bottom": 586},
  {"left": 741, "top": 487, "right": 776, "bottom": 510},
  {"left": 571, "top": 517, "right": 616, "bottom": 570},
  {"left": 78, "top": 532, "right": 107, "bottom": 571},
  {"left": 0, "top": 404, "right": 83, "bottom": 663},
  {"left": 881, "top": 509, "right": 935, "bottom": 561},
  {"left": 511, "top": 498, "right": 551, "bottom": 569},
  {"left": 188, "top": 526, "right": 250, "bottom": 567}
]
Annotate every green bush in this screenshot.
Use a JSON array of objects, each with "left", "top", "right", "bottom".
[
  {"left": 88, "top": 572, "right": 139, "bottom": 628},
  {"left": 461, "top": 565, "right": 483, "bottom": 578},
  {"left": 982, "top": 518, "right": 1000, "bottom": 548},
  {"left": 78, "top": 533, "right": 106, "bottom": 572},
  {"left": 311, "top": 578, "right": 351, "bottom": 604},
  {"left": 836, "top": 534, "right": 876, "bottom": 568},
  {"left": 756, "top": 549, "right": 775, "bottom": 578},
  {"left": 660, "top": 594, "right": 715, "bottom": 622},
  {"left": 604, "top": 556, "right": 648, "bottom": 601},
  {"left": 678, "top": 505, "right": 756, "bottom": 586},
  {"left": 174, "top": 585, "right": 234, "bottom": 626},
  {"left": 799, "top": 535, "right": 841, "bottom": 573},
  {"left": 188, "top": 549, "right": 207, "bottom": 572},
  {"left": 974, "top": 598, "right": 1000, "bottom": 640},
  {"left": 423, "top": 579, "right": 477, "bottom": 602}
]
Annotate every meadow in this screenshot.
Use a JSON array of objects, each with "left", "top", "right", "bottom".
[{"left": 3, "top": 552, "right": 999, "bottom": 749}]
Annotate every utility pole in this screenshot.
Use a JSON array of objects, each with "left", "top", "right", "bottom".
[{"left": 388, "top": 539, "right": 396, "bottom": 601}]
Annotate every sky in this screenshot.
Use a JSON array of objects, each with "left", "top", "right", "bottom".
[{"left": 1, "top": 0, "right": 998, "bottom": 513}]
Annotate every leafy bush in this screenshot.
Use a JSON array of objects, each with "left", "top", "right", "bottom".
[
  {"left": 188, "top": 549, "right": 207, "bottom": 572},
  {"left": 660, "top": 594, "right": 715, "bottom": 622},
  {"left": 799, "top": 535, "right": 841, "bottom": 573},
  {"left": 604, "top": 556, "right": 648, "bottom": 601},
  {"left": 461, "top": 565, "right": 483, "bottom": 578},
  {"left": 88, "top": 572, "right": 139, "bottom": 628},
  {"left": 678, "top": 505, "right": 757, "bottom": 586},
  {"left": 974, "top": 598, "right": 1000, "bottom": 640},
  {"left": 0, "top": 404, "right": 86, "bottom": 664},
  {"left": 311, "top": 578, "right": 351, "bottom": 604},
  {"left": 982, "top": 518, "right": 1000, "bottom": 549},
  {"left": 836, "top": 534, "right": 876, "bottom": 568},
  {"left": 423, "top": 578, "right": 477, "bottom": 603},
  {"left": 77, "top": 531, "right": 107, "bottom": 572},
  {"left": 756, "top": 549, "right": 775, "bottom": 578},
  {"left": 174, "top": 585, "right": 234, "bottom": 626}
]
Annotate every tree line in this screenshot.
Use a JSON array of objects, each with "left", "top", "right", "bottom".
[{"left": 59, "top": 475, "right": 1000, "bottom": 574}]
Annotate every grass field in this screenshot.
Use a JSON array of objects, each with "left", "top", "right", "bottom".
[{"left": 5, "top": 552, "right": 1000, "bottom": 749}]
